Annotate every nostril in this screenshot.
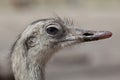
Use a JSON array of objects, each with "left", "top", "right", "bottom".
[{"left": 83, "top": 33, "right": 94, "bottom": 36}]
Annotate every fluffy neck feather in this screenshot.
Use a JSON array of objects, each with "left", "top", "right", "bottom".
[{"left": 11, "top": 43, "right": 46, "bottom": 80}]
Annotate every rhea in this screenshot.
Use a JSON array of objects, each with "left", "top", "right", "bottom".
[{"left": 11, "top": 17, "right": 112, "bottom": 80}]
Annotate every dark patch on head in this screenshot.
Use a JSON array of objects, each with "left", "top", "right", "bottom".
[
  {"left": 30, "top": 17, "right": 62, "bottom": 25},
  {"left": 31, "top": 19, "right": 49, "bottom": 25},
  {"left": 31, "top": 18, "right": 61, "bottom": 25}
]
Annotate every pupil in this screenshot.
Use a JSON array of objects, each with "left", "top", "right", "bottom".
[{"left": 46, "top": 27, "right": 59, "bottom": 35}]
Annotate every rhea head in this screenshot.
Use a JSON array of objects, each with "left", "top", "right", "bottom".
[{"left": 12, "top": 17, "right": 112, "bottom": 66}]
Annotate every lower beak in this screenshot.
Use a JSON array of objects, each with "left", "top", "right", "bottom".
[{"left": 75, "top": 29, "right": 112, "bottom": 42}]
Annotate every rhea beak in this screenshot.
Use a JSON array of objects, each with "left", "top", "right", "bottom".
[
  {"left": 74, "top": 28, "right": 112, "bottom": 42},
  {"left": 65, "top": 28, "right": 112, "bottom": 42}
]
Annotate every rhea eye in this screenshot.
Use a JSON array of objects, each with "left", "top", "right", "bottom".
[{"left": 46, "top": 26, "right": 59, "bottom": 35}]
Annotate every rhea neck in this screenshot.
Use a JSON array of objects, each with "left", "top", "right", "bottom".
[{"left": 11, "top": 39, "right": 57, "bottom": 80}]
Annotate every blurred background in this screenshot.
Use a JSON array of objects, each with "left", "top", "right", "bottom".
[{"left": 0, "top": 0, "right": 120, "bottom": 80}]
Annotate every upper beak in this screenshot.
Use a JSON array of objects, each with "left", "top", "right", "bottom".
[{"left": 72, "top": 28, "right": 112, "bottom": 42}]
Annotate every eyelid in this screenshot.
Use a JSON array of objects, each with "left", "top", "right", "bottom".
[
  {"left": 46, "top": 24, "right": 62, "bottom": 32},
  {"left": 45, "top": 22, "right": 60, "bottom": 27}
]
